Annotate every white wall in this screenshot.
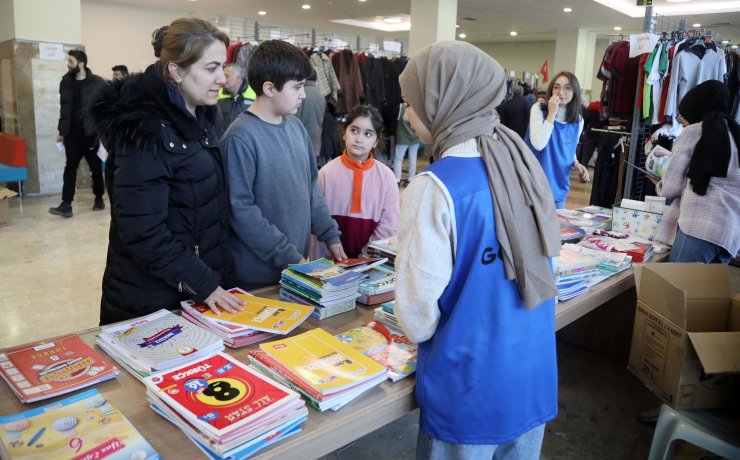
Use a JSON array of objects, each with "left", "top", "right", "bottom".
[
  {"left": 474, "top": 39, "right": 610, "bottom": 104},
  {"left": 0, "top": 0, "right": 15, "bottom": 42},
  {"left": 14, "top": 0, "right": 81, "bottom": 44},
  {"left": 81, "top": 1, "right": 189, "bottom": 78},
  {"left": 473, "top": 41, "right": 555, "bottom": 89}
]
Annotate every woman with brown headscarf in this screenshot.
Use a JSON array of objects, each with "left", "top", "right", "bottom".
[{"left": 394, "top": 41, "right": 561, "bottom": 459}]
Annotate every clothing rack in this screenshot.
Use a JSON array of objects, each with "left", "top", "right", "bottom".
[{"left": 623, "top": 10, "right": 690, "bottom": 201}]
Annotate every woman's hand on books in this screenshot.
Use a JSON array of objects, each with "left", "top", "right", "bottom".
[
  {"left": 203, "top": 286, "right": 245, "bottom": 315},
  {"left": 328, "top": 243, "right": 348, "bottom": 262}
]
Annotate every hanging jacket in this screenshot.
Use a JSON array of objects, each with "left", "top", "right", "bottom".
[{"left": 88, "top": 64, "right": 234, "bottom": 324}]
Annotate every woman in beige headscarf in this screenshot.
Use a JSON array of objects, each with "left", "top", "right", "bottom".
[{"left": 394, "top": 41, "right": 560, "bottom": 459}]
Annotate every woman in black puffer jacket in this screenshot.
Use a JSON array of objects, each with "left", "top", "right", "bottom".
[{"left": 88, "top": 18, "right": 244, "bottom": 325}]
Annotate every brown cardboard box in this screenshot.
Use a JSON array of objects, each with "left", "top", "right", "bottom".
[
  {"left": 0, "top": 188, "right": 17, "bottom": 227},
  {"left": 628, "top": 264, "right": 740, "bottom": 409}
]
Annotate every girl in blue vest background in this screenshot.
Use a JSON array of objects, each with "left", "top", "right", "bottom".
[
  {"left": 525, "top": 71, "right": 590, "bottom": 209},
  {"left": 396, "top": 41, "right": 561, "bottom": 460}
]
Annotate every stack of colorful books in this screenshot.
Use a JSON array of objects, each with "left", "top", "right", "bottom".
[
  {"left": 181, "top": 287, "right": 313, "bottom": 348},
  {"left": 373, "top": 301, "right": 402, "bottom": 330},
  {"left": 247, "top": 329, "right": 387, "bottom": 412},
  {"left": 0, "top": 389, "right": 159, "bottom": 460},
  {"left": 555, "top": 248, "right": 602, "bottom": 283},
  {"left": 144, "top": 352, "right": 307, "bottom": 459},
  {"left": 336, "top": 311, "right": 417, "bottom": 382},
  {"left": 364, "top": 237, "right": 398, "bottom": 266},
  {"left": 0, "top": 334, "right": 119, "bottom": 403},
  {"left": 96, "top": 309, "right": 224, "bottom": 381},
  {"left": 357, "top": 265, "right": 396, "bottom": 305},
  {"left": 279, "top": 258, "right": 365, "bottom": 320}
]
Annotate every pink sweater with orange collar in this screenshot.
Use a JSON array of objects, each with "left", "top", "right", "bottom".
[{"left": 318, "top": 156, "right": 400, "bottom": 257}]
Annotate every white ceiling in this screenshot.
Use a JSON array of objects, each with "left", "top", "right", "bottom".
[{"left": 88, "top": 0, "right": 740, "bottom": 44}]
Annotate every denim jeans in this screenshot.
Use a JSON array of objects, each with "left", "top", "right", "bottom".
[
  {"left": 669, "top": 227, "right": 731, "bottom": 264},
  {"left": 394, "top": 143, "right": 420, "bottom": 183},
  {"left": 415, "top": 424, "right": 545, "bottom": 460}
]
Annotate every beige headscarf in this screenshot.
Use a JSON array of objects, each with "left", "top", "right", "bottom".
[{"left": 399, "top": 41, "right": 560, "bottom": 309}]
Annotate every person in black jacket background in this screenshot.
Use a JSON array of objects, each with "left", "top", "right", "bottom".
[
  {"left": 88, "top": 17, "right": 244, "bottom": 325},
  {"left": 50, "top": 50, "right": 106, "bottom": 217}
]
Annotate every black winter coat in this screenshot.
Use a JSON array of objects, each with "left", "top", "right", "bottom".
[
  {"left": 58, "top": 68, "right": 105, "bottom": 138},
  {"left": 88, "top": 64, "right": 234, "bottom": 325}
]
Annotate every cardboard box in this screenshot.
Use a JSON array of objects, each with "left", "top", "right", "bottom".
[
  {"left": 612, "top": 202, "right": 663, "bottom": 242},
  {"left": 627, "top": 264, "right": 740, "bottom": 409},
  {"left": 0, "top": 188, "right": 17, "bottom": 227}
]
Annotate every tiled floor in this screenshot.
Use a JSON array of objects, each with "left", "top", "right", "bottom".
[{"left": 1, "top": 177, "right": 735, "bottom": 459}]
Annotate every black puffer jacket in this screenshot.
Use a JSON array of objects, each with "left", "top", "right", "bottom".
[
  {"left": 58, "top": 68, "right": 105, "bottom": 137},
  {"left": 88, "top": 64, "right": 234, "bottom": 325}
]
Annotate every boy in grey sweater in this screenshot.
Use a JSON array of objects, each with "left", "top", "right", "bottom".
[{"left": 222, "top": 40, "right": 347, "bottom": 290}]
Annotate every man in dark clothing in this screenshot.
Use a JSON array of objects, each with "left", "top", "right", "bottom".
[
  {"left": 216, "top": 63, "right": 254, "bottom": 136},
  {"left": 51, "top": 49, "right": 106, "bottom": 217},
  {"left": 111, "top": 65, "right": 128, "bottom": 79},
  {"left": 496, "top": 84, "right": 531, "bottom": 140}
]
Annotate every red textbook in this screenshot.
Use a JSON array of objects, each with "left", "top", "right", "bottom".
[
  {"left": 0, "top": 333, "right": 119, "bottom": 403},
  {"left": 143, "top": 352, "right": 302, "bottom": 439}
]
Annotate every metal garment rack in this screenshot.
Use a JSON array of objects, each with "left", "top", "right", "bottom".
[{"left": 623, "top": 9, "right": 688, "bottom": 200}]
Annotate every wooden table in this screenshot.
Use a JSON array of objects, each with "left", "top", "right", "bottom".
[{"left": 0, "top": 261, "right": 663, "bottom": 459}]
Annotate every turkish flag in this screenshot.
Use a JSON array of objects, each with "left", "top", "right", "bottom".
[{"left": 539, "top": 59, "right": 549, "bottom": 83}]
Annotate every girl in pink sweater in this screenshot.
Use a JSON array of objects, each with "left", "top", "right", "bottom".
[{"left": 318, "top": 105, "right": 400, "bottom": 257}]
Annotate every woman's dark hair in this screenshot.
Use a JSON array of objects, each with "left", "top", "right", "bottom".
[
  {"left": 345, "top": 104, "right": 383, "bottom": 136},
  {"left": 247, "top": 40, "right": 313, "bottom": 96},
  {"left": 546, "top": 71, "right": 582, "bottom": 123},
  {"left": 152, "top": 18, "right": 229, "bottom": 81}
]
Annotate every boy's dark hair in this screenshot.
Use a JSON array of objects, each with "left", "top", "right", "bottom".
[
  {"left": 248, "top": 40, "right": 313, "bottom": 96},
  {"left": 345, "top": 104, "right": 383, "bottom": 136},
  {"left": 68, "top": 50, "right": 88, "bottom": 66},
  {"left": 111, "top": 65, "right": 129, "bottom": 75}
]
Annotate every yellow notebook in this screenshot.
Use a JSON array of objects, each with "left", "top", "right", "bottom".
[
  {"left": 259, "top": 328, "right": 387, "bottom": 394},
  {"left": 199, "top": 293, "right": 313, "bottom": 335}
]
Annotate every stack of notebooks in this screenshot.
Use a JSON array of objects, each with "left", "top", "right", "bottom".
[
  {"left": 144, "top": 352, "right": 307, "bottom": 459},
  {"left": 279, "top": 258, "right": 365, "bottom": 320},
  {"left": 0, "top": 334, "right": 119, "bottom": 403},
  {"left": 580, "top": 234, "right": 654, "bottom": 263},
  {"left": 357, "top": 265, "right": 396, "bottom": 305},
  {"left": 373, "top": 301, "right": 402, "bottom": 330},
  {"left": 364, "top": 237, "right": 398, "bottom": 266},
  {"left": 247, "top": 329, "right": 387, "bottom": 412},
  {"left": 0, "top": 388, "right": 159, "bottom": 460},
  {"left": 562, "top": 243, "right": 632, "bottom": 274},
  {"left": 555, "top": 248, "right": 602, "bottom": 283},
  {"left": 557, "top": 208, "right": 612, "bottom": 232},
  {"left": 337, "top": 302, "right": 417, "bottom": 382},
  {"left": 96, "top": 309, "right": 224, "bottom": 381},
  {"left": 335, "top": 256, "right": 388, "bottom": 272},
  {"left": 181, "top": 287, "right": 313, "bottom": 348},
  {"left": 555, "top": 279, "right": 589, "bottom": 301}
]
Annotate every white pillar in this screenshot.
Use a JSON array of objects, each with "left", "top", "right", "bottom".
[
  {"left": 554, "top": 28, "right": 597, "bottom": 94},
  {"left": 409, "top": 0, "right": 458, "bottom": 56}
]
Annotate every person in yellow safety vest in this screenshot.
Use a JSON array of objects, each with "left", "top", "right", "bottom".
[{"left": 216, "top": 63, "right": 255, "bottom": 136}]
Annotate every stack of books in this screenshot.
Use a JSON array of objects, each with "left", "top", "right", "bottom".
[
  {"left": 562, "top": 243, "right": 632, "bottom": 273},
  {"left": 557, "top": 208, "right": 612, "bottom": 233},
  {"left": 555, "top": 248, "right": 602, "bottom": 283},
  {"left": 96, "top": 309, "right": 224, "bottom": 381},
  {"left": 555, "top": 279, "right": 589, "bottom": 301},
  {"left": 144, "top": 352, "right": 307, "bottom": 459},
  {"left": 0, "top": 334, "right": 119, "bottom": 403},
  {"left": 364, "top": 237, "right": 398, "bottom": 266},
  {"left": 373, "top": 301, "right": 402, "bottom": 330},
  {"left": 247, "top": 329, "right": 387, "bottom": 412},
  {"left": 181, "top": 287, "right": 313, "bottom": 348},
  {"left": 0, "top": 389, "right": 159, "bottom": 460},
  {"left": 279, "top": 258, "right": 365, "bottom": 320},
  {"left": 336, "top": 317, "right": 417, "bottom": 382},
  {"left": 580, "top": 234, "right": 654, "bottom": 263},
  {"left": 357, "top": 265, "right": 396, "bottom": 305},
  {"left": 335, "top": 256, "right": 388, "bottom": 272}
]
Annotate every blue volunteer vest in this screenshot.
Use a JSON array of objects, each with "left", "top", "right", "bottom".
[
  {"left": 525, "top": 115, "right": 581, "bottom": 204},
  {"left": 416, "top": 155, "right": 558, "bottom": 444}
]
